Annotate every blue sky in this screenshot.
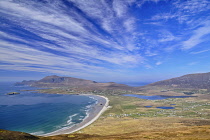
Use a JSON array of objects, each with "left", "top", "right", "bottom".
[{"left": 0, "top": 0, "right": 210, "bottom": 83}]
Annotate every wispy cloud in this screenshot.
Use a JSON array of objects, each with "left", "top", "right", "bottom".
[
  {"left": 151, "top": 0, "right": 210, "bottom": 24},
  {"left": 150, "top": 0, "right": 210, "bottom": 53},
  {"left": 155, "top": 61, "right": 162, "bottom": 66},
  {"left": 190, "top": 49, "right": 210, "bottom": 54},
  {"left": 158, "top": 30, "right": 177, "bottom": 42},
  {"left": 182, "top": 21, "right": 210, "bottom": 50},
  {"left": 0, "top": 0, "right": 209, "bottom": 81},
  {"left": 0, "top": 0, "right": 145, "bottom": 78}
]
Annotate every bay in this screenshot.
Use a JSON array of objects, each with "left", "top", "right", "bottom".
[{"left": 0, "top": 82, "right": 96, "bottom": 135}]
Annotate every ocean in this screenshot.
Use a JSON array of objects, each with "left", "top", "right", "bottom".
[
  {"left": 0, "top": 82, "right": 97, "bottom": 135},
  {"left": 120, "top": 82, "right": 151, "bottom": 87}
]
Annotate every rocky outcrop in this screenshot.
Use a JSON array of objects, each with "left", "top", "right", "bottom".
[{"left": 7, "top": 92, "right": 20, "bottom": 95}]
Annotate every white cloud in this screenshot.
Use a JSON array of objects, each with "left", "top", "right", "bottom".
[
  {"left": 1, "top": 1, "right": 141, "bottom": 57},
  {"left": 68, "top": 0, "right": 115, "bottom": 32},
  {"left": 112, "top": 0, "right": 136, "bottom": 18},
  {"left": 158, "top": 30, "right": 176, "bottom": 42},
  {"left": 113, "top": 0, "right": 127, "bottom": 17},
  {"left": 190, "top": 49, "right": 210, "bottom": 54},
  {"left": 0, "top": 0, "right": 209, "bottom": 80},
  {"left": 0, "top": 1, "right": 86, "bottom": 33},
  {"left": 124, "top": 18, "right": 136, "bottom": 32},
  {"left": 173, "top": 0, "right": 210, "bottom": 14},
  {"left": 0, "top": 44, "right": 115, "bottom": 77},
  {"left": 155, "top": 61, "right": 162, "bottom": 65},
  {"left": 145, "top": 50, "right": 158, "bottom": 56},
  {"left": 151, "top": 0, "right": 210, "bottom": 24},
  {"left": 0, "top": 0, "right": 147, "bottom": 77},
  {"left": 182, "top": 21, "right": 210, "bottom": 50},
  {"left": 151, "top": 13, "right": 176, "bottom": 21}
]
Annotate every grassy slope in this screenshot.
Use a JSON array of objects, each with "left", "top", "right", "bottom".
[{"left": 0, "top": 129, "right": 39, "bottom": 140}]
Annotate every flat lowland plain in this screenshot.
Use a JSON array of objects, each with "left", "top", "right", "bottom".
[{"left": 72, "top": 89, "right": 210, "bottom": 140}]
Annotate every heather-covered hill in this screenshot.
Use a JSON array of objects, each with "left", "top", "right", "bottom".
[{"left": 146, "top": 72, "right": 210, "bottom": 90}]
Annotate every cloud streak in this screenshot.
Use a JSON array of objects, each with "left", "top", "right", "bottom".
[
  {"left": 0, "top": 0, "right": 210, "bottom": 81},
  {"left": 0, "top": 0, "right": 144, "bottom": 78},
  {"left": 182, "top": 21, "right": 210, "bottom": 50}
]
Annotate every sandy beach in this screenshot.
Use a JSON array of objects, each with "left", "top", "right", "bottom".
[{"left": 40, "top": 94, "right": 109, "bottom": 136}]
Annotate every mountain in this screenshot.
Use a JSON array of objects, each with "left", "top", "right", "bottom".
[
  {"left": 35, "top": 75, "right": 97, "bottom": 87},
  {"left": 15, "top": 75, "right": 133, "bottom": 91},
  {"left": 15, "top": 72, "right": 210, "bottom": 92},
  {"left": 147, "top": 72, "right": 210, "bottom": 90},
  {"left": 15, "top": 75, "right": 95, "bottom": 87}
]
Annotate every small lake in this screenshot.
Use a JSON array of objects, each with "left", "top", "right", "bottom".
[
  {"left": 123, "top": 94, "right": 196, "bottom": 100},
  {"left": 123, "top": 94, "right": 196, "bottom": 110},
  {"left": 156, "top": 106, "right": 175, "bottom": 109},
  {"left": 144, "top": 106, "right": 175, "bottom": 109},
  {"left": 144, "top": 106, "right": 152, "bottom": 108}
]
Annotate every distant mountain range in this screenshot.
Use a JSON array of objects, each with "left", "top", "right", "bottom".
[
  {"left": 15, "top": 75, "right": 133, "bottom": 91},
  {"left": 15, "top": 72, "right": 210, "bottom": 91},
  {"left": 148, "top": 72, "right": 210, "bottom": 90}
]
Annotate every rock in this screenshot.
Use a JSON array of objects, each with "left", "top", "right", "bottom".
[{"left": 7, "top": 92, "right": 20, "bottom": 95}]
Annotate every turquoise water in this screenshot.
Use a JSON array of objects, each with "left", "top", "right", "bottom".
[{"left": 0, "top": 82, "right": 96, "bottom": 135}]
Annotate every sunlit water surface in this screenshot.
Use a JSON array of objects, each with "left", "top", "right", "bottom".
[{"left": 0, "top": 82, "right": 96, "bottom": 135}]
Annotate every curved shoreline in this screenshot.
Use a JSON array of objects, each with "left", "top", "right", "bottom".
[{"left": 39, "top": 94, "right": 109, "bottom": 136}]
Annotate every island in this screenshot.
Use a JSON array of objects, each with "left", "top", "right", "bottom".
[{"left": 6, "top": 92, "right": 20, "bottom": 95}]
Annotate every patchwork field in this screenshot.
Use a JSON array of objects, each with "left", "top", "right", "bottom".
[{"left": 72, "top": 91, "right": 210, "bottom": 139}]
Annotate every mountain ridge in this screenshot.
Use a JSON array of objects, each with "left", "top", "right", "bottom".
[
  {"left": 15, "top": 72, "right": 210, "bottom": 92},
  {"left": 15, "top": 75, "right": 133, "bottom": 91},
  {"left": 147, "top": 72, "right": 210, "bottom": 90}
]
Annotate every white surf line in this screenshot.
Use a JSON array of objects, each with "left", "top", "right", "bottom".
[
  {"left": 41, "top": 95, "right": 109, "bottom": 136},
  {"left": 68, "top": 95, "right": 109, "bottom": 133}
]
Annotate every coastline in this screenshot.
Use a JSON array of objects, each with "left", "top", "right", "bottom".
[{"left": 39, "top": 94, "right": 109, "bottom": 136}]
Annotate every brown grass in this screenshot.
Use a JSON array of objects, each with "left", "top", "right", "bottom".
[{"left": 75, "top": 117, "right": 210, "bottom": 136}]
